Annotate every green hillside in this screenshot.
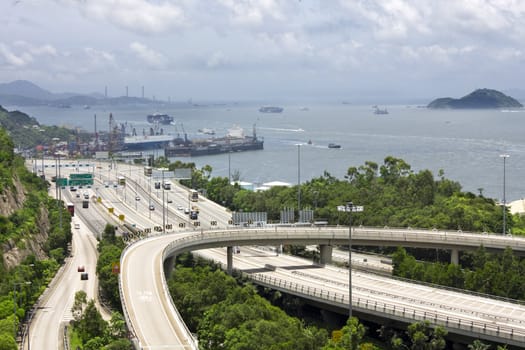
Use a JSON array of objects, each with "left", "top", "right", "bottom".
[{"left": 427, "top": 88, "right": 523, "bottom": 109}]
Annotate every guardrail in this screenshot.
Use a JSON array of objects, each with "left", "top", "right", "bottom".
[
  {"left": 158, "top": 253, "right": 199, "bottom": 350},
  {"left": 119, "top": 243, "right": 142, "bottom": 350},
  {"left": 125, "top": 226, "right": 525, "bottom": 348},
  {"left": 246, "top": 273, "right": 525, "bottom": 346}
]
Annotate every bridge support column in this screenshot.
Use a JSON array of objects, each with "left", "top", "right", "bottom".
[
  {"left": 450, "top": 249, "right": 459, "bottom": 265},
  {"left": 163, "top": 256, "right": 175, "bottom": 280},
  {"left": 319, "top": 245, "right": 333, "bottom": 265},
  {"left": 227, "top": 246, "right": 233, "bottom": 275}
]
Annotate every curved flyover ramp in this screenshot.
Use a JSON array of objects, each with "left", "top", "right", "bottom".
[{"left": 120, "top": 227, "right": 525, "bottom": 348}]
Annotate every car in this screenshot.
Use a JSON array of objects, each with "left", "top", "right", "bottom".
[
  {"left": 76, "top": 193, "right": 80, "bottom": 198},
  {"left": 77, "top": 265, "right": 85, "bottom": 272},
  {"left": 70, "top": 186, "right": 77, "bottom": 191},
  {"left": 74, "top": 223, "right": 80, "bottom": 229},
  {"left": 167, "top": 198, "right": 173, "bottom": 203},
  {"left": 184, "top": 208, "right": 190, "bottom": 214},
  {"left": 135, "top": 196, "right": 140, "bottom": 201},
  {"left": 80, "top": 272, "right": 89, "bottom": 280},
  {"left": 177, "top": 205, "right": 183, "bottom": 211},
  {"left": 104, "top": 182, "right": 109, "bottom": 188},
  {"left": 149, "top": 204, "right": 155, "bottom": 210}
]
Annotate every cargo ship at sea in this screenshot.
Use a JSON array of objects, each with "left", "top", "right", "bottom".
[
  {"left": 147, "top": 112, "right": 174, "bottom": 124},
  {"left": 123, "top": 134, "right": 173, "bottom": 151},
  {"left": 165, "top": 125, "right": 263, "bottom": 157}
]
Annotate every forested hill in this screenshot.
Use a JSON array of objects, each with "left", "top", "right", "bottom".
[
  {"left": 0, "top": 105, "right": 82, "bottom": 151},
  {"left": 427, "top": 88, "right": 523, "bottom": 109}
]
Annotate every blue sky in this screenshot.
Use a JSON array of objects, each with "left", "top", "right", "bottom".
[{"left": 2, "top": 0, "right": 525, "bottom": 102}]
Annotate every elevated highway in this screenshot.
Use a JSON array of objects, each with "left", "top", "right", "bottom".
[{"left": 121, "top": 227, "right": 525, "bottom": 348}]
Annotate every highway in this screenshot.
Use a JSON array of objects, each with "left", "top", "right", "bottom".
[
  {"left": 27, "top": 160, "right": 525, "bottom": 348},
  {"left": 24, "top": 174, "right": 110, "bottom": 350}
]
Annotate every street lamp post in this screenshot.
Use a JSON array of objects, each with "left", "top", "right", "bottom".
[
  {"left": 162, "top": 169, "right": 166, "bottom": 234},
  {"left": 500, "top": 154, "right": 509, "bottom": 235},
  {"left": 228, "top": 151, "right": 232, "bottom": 184},
  {"left": 297, "top": 144, "right": 301, "bottom": 222},
  {"left": 337, "top": 202, "right": 363, "bottom": 321},
  {"left": 13, "top": 281, "right": 31, "bottom": 341}
]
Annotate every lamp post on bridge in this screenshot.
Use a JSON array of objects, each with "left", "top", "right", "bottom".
[
  {"left": 500, "top": 154, "right": 509, "bottom": 235},
  {"left": 337, "top": 202, "right": 363, "bottom": 321}
]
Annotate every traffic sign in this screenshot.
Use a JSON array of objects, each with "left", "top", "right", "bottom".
[
  {"left": 337, "top": 205, "right": 363, "bottom": 212},
  {"left": 152, "top": 170, "right": 175, "bottom": 179}
]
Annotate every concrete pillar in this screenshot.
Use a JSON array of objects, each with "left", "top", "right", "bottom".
[
  {"left": 163, "top": 256, "right": 175, "bottom": 280},
  {"left": 227, "top": 246, "right": 233, "bottom": 275},
  {"left": 319, "top": 245, "right": 333, "bottom": 265},
  {"left": 451, "top": 249, "right": 459, "bottom": 265}
]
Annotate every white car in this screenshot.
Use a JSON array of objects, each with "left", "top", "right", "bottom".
[
  {"left": 177, "top": 205, "right": 183, "bottom": 211},
  {"left": 74, "top": 223, "right": 80, "bottom": 229},
  {"left": 184, "top": 208, "right": 190, "bottom": 214}
]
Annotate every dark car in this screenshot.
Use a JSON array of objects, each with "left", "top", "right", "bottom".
[
  {"left": 77, "top": 265, "right": 85, "bottom": 272},
  {"left": 80, "top": 272, "right": 89, "bottom": 280}
]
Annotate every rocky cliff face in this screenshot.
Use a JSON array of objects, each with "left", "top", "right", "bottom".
[{"left": 1, "top": 176, "right": 50, "bottom": 269}]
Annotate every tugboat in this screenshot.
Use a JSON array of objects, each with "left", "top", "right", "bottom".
[{"left": 147, "top": 113, "right": 174, "bottom": 125}]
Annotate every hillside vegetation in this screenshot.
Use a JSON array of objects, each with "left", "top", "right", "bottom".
[
  {"left": 427, "top": 88, "right": 523, "bottom": 109},
  {"left": 0, "top": 125, "right": 72, "bottom": 348}
]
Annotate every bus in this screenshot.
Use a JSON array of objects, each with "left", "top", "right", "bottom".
[
  {"left": 66, "top": 202, "right": 75, "bottom": 216},
  {"left": 144, "top": 166, "right": 152, "bottom": 177},
  {"left": 117, "top": 176, "right": 126, "bottom": 186},
  {"left": 189, "top": 189, "right": 199, "bottom": 202}
]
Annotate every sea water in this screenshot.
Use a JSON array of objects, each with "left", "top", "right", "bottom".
[{"left": 9, "top": 103, "right": 525, "bottom": 202}]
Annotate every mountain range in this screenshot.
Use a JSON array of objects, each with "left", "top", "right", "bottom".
[{"left": 0, "top": 80, "right": 159, "bottom": 107}]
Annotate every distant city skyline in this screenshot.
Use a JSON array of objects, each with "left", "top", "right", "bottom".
[{"left": 2, "top": 1, "right": 525, "bottom": 103}]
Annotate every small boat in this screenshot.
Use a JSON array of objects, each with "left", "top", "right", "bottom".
[
  {"left": 307, "top": 140, "right": 312, "bottom": 145},
  {"left": 328, "top": 143, "right": 341, "bottom": 149},
  {"left": 259, "top": 106, "right": 283, "bottom": 113},
  {"left": 374, "top": 106, "right": 389, "bottom": 115},
  {"left": 198, "top": 128, "right": 216, "bottom": 135}
]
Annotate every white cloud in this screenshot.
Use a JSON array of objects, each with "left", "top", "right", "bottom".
[
  {"left": 0, "top": 42, "right": 58, "bottom": 67},
  {"left": 129, "top": 42, "right": 167, "bottom": 68},
  {"left": 218, "top": 0, "right": 284, "bottom": 25},
  {"left": 206, "top": 51, "right": 228, "bottom": 69},
  {"left": 0, "top": 43, "right": 32, "bottom": 66},
  {"left": 84, "top": 47, "right": 116, "bottom": 65},
  {"left": 59, "top": 0, "right": 185, "bottom": 34}
]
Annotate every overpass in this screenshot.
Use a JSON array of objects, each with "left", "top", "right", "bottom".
[{"left": 120, "top": 227, "right": 525, "bottom": 349}]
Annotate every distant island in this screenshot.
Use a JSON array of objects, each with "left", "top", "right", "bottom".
[{"left": 427, "top": 89, "right": 523, "bottom": 109}]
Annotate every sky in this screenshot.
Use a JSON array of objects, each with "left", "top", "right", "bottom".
[{"left": 1, "top": 0, "right": 525, "bottom": 103}]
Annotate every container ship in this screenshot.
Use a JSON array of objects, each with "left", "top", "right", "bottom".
[
  {"left": 165, "top": 125, "right": 263, "bottom": 157},
  {"left": 147, "top": 113, "right": 174, "bottom": 124}
]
